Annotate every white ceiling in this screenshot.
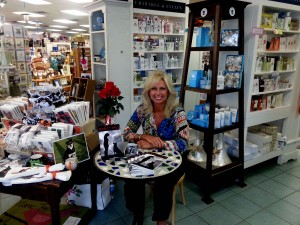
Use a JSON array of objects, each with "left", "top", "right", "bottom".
[{"left": 0, "top": 0, "right": 94, "bottom": 35}]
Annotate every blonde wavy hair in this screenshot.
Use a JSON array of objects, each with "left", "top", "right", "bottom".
[{"left": 142, "top": 70, "right": 177, "bottom": 118}]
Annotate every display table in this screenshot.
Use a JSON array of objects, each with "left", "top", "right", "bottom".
[
  {"left": 0, "top": 152, "right": 103, "bottom": 225},
  {"left": 94, "top": 149, "right": 182, "bottom": 179}
]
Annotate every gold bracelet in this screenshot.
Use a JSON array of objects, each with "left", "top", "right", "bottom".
[{"left": 138, "top": 134, "right": 142, "bottom": 141}]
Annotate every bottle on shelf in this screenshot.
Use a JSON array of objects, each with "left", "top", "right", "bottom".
[
  {"left": 276, "top": 55, "right": 283, "bottom": 71},
  {"left": 284, "top": 12, "right": 291, "bottom": 30},
  {"left": 259, "top": 76, "right": 265, "bottom": 92}
]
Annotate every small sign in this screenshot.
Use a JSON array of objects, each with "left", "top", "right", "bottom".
[
  {"left": 252, "top": 27, "right": 264, "bottom": 35},
  {"left": 269, "top": 0, "right": 300, "bottom": 6},
  {"left": 133, "top": 0, "right": 185, "bottom": 14}
]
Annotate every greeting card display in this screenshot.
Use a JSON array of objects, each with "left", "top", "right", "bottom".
[
  {"left": 224, "top": 55, "right": 244, "bottom": 89},
  {"left": 220, "top": 29, "right": 239, "bottom": 46},
  {"left": 128, "top": 153, "right": 168, "bottom": 176},
  {"left": 53, "top": 133, "right": 90, "bottom": 164}
]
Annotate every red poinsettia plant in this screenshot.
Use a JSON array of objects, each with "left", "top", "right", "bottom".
[{"left": 97, "top": 81, "right": 124, "bottom": 119}]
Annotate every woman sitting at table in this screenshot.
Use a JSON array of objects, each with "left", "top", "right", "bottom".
[{"left": 123, "top": 70, "right": 189, "bottom": 225}]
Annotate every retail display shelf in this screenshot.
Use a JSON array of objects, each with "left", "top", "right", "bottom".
[
  {"left": 133, "top": 67, "right": 183, "bottom": 71},
  {"left": 133, "top": 8, "right": 186, "bottom": 18},
  {"left": 257, "top": 50, "right": 299, "bottom": 54},
  {"left": 244, "top": 149, "right": 282, "bottom": 169},
  {"left": 132, "top": 50, "right": 184, "bottom": 54},
  {"left": 251, "top": 87, "right": 293, "bottom": 96},
  {"left": 245, "top": 105, "right": 291, "bottom": 127},
  {"left": 254, "top": 70, "right": 296, "bottom": 75},
  {"left": 133, "top": 32, "right": 184, "bottom": 36}
]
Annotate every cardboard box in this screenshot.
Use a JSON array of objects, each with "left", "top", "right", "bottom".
[
  {"left": 86, "top": 131, "right": 100, "bottom": 152},
  {"left": 74, "top": 118, "right": 96, "bottom": 136}
]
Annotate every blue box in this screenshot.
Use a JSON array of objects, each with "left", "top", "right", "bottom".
[
  {"left": 189, "top": 70, "right": 203, "bottom": 88},
  {"left": 196, "top": 27, "right": 212, "bottom": 47}
]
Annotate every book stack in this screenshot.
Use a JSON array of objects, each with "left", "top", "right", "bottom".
[{"left": 128, "top": 153, "right": 167, "bottom": 176}]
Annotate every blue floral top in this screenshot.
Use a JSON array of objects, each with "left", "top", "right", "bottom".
[{"left": 123, "top": 105, "right": 189, "bottom": 152}]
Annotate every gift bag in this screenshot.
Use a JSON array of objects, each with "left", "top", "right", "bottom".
[{"left": 67, "top": 177, "right": 111, "bottom": 210}]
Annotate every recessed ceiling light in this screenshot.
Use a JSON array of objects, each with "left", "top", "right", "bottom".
[
  {"left": 69, "top": 0, "right": 93, "bottom": 3},
  {"left": 46, "top": 28, "right": 62, "bottom": 31},
  {"left": 65, "top": 31, "right": 79, "bottom": 34},
  {"left": 72, "top": 28, "right": 86, "bottom": 31},
  {"left": 24, "top": 25, "right": 38, "bottom": 29},
  {"left": 19, "top": 0, "right": 52, "bottom": 5},
  {"left": 53, "top": 19, "right": 77, "bottom": 24},
  {"left": 18, "top": 21, "right": 42, "bottom": 24},
  {"left": 61, "top": 10, "right": 88, "bottom": 16},
  {"left": 50, "top": 25, "right": 68, "bottom": 28},
  {"left": 13, "top": 12, "right": 45, "bottom": 17},
  {"left": 80, "top": 24, "right": 89, "bottom": 28}
]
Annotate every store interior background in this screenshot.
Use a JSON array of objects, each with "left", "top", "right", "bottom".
[{"left": 0, "top": 0, "right": 300, "bottom": 221}]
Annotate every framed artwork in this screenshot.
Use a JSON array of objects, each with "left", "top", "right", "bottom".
[
  {"left": 63, "top": 64, "right": 71, "bottom": 75},
  {"left": 53, "top": 133, "right": 90, "bottom": 164},
  {"left": 13, "top": 25, "right": 23, "bottom": 38},
  {"left": 20, "top": 74, "right": 27, "bottom": 84},
  {"left": 14, "top": 38, "right": 24, "bottom": 49},
  {"left": 16, "top": 50, "right": 25, "bottom": 62},
  {"left": 2, "top": 25, "right": 13, "bottom": 37},
  {"left": 81, "top": 73, "right": 91, "bottom": 79},
  {"left": 54, "top": 79, "right": 60, "bottom": 87},
  {"left": 7, "top": 51, "right": 16, "bottom": 64},
  {"left": 17, "top": 62, "right": 26, "bottom": 73},
  {"left": 4, "top": 37, "right": 14, "bottom": 49}
]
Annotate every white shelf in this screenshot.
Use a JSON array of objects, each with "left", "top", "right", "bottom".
[
  {"left": 244, "top": 2, "right": 300, "bottom": 167},
  {"left": 91, "top": 30, "right": 105, "bottom": 34},
  {"left": 244, "top": 149, "right": 282, "bottom": 169},
  {"left": 252, "top": 87, "right": 293, "bottom": 96},
  {"left": 254, "top": 69, "right": 296, "bottom": 75},
  {"left": 133, "top": 50, "right": 184, "bottom": 54},
  {"left": 92, "top": 62, "right": 106, "bottom": 66},
  {"left": 264, "top": 28, "right": 300, "bottom": 34},
  {"left": 133, "top": 67, "right": 183, "bottom": 71},
  {"left": 257, "top": 50, "right": 299, "bottom": 54},
  {"left": 245, "top": 105, "right": 291, "bottom": 127},
  {"left": 131, "top": 5, "right": 187, "bottom": 114},
  {"left": 133, "top": 32, "right": 184, "bottom": 36}
]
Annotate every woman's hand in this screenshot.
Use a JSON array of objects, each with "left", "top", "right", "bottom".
[{"left": 138, "top": 135, "right": 165, "bottom": 149}]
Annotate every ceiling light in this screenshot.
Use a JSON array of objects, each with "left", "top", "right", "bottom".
[
  {"left": 0, "top": 0, "right": 7, "bottom": 8},
  {"left": 18, "top": 20, "right": 42, "bottom": 25},
  {"left": 72, "top": 28, "right": 86, "bottom": 31},
  {"left": 81, "top": 33, "right": 90, "bottom": 36},
  {"left": 65, "top": 31, "right": 78, "bottom": 34},
  {"left": 61, "top": 10, "right": 88, "bottom": 16},
  {"left": 13, "top": 12, "right": 45, "bottom": 17},
  {"left": 69, "top": 0, "right": 93, "bottom": 3},
  {"left": 18, "top": 0, "right": 52, "bottom": 5},
  {"left": 53, "top": 19, "right": 77, "bottom": 24},
  {"left": 80, "top": 24, "right": 89, "bottom": 28},
  {"left": 24, "top": 25, "right": 37, "bottom": 29},
  {"left": 46, "top": 29, "right": 62, "bottom": 32},
  {"left": 50, "top": 25, "right": 68, "bottom": 28}
]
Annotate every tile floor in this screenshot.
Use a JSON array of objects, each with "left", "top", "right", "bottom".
[
  {"left": 1, "top": 152, "right": 300, "bottom": 225},
  {"left": 88, "top": 152, "right": 300, "bottom": 225}
]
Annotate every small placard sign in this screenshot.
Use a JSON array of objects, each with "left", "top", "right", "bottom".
[
  {"left": 252, "top": 27, "right": 264, "bottom": 36},
  {"left": 133, "top": 0, "right": 185, "bottom": 13},
  {"left": 269, "top": 0, "right": 300, "bottom": 6}
]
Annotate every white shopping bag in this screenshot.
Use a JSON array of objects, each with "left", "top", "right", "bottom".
[{"left": 67, "top": 177, "right": 111, "bottom": 210}]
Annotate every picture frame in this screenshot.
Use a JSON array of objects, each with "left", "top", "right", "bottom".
[
  {"left": 63, "top": 64, "right": 71, "bottom": 75},
  {"left": 14, "top": 38, "right": 24, "bottom": 49},
  {"left": 4, "top": 37, "right": 14, "bottom": 49},
  {"left": 53, "top": 133, "right": 90, "bottom": 164},
  {"left": 54, "top": 79, "right": 60, "bottom": 87},
  {"left": 81, "top": 73, "right": 91, "bottom": 79},
  {"left": 220, "top": 29, "right": 239, "bottom": 47},
  {"left": 16, "top": 50, "right": 25, "bottom": 62},
  {"left": 20, "top": 74, "right": 27, "bottom": 84},
  {"left": 60, "top": 78, "right": 68, "bottom": 86},
  {"left": 13, "top": 25, "right": 24, "bottom": 38},
  {"left": 17, "top": 62, "right": 26, "bottom": 73},
  {"left": 2, "top": 24, "right": 13, "bottom": 37}
]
